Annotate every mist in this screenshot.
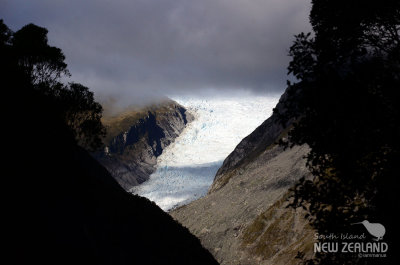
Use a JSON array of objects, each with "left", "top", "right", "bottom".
[{"left": 1, "top": 0, "right": 311, "bottom": 108}]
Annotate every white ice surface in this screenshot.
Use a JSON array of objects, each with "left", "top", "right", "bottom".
[{"left": 130, "top": 94, "right": 279, "bottom": 211}]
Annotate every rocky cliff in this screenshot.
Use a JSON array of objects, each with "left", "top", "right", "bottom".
[
  {"left": 95, "top": 99, "right": 193, "bottom": 190},
  {"left": 171, "top": 89, "right": 315, "bottom": 265},
  {"left": 209, "top": 90, "right": 293, "bottom": 193}
]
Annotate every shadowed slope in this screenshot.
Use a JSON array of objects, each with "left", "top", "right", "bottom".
[{"left": 4, "top": 82, "right": 218, "bottom": 265}]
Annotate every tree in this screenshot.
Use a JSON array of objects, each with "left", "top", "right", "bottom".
[
  {"left": 58, "top": 83, "right": 105, "bottom": 151},
  {"left": 12, "top": 23, "right": 70, "bottom": 86},
  {"left": 1, "top": 20, "right": 105, "bottom": 151},
  {"left": 277, "top": 1, "right": 400, "bottom": 263},
  {"left": 0, "top": 19, "right": 12, "bottom": 47}
]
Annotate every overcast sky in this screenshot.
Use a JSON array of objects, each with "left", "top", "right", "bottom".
[{"left": 1, "top": 0, "right": 311, "bottom": 106}]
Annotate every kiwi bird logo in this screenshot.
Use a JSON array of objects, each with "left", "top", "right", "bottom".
[{"left": 352, "top": 220, "right": 385, "bottom": 241}]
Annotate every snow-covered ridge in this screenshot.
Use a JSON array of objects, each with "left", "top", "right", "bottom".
[{"left": 131, "top": 94, "right": 279, "bottom": 211}]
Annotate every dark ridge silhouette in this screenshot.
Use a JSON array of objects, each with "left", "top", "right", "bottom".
[{"left": 2, "top": 19, "right": 218, "bottom": 265}]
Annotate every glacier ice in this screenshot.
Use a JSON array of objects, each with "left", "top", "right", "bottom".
[{"left": 130, "top": 94, "right": 279, "bottom": 211}]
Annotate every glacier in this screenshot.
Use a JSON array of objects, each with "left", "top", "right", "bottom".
[{"left": 130, "top": 94, "right": 279, "bottom": 211}]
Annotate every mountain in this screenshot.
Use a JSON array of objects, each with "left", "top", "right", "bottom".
[
  {"left": 95, "top": 99, "right": 193, "bottom": 190},
  {"left": 170, "top": 89, "right": 315, "bottom": 265},
  {"left": 5, "top": 88, "right": 218, "bottom": 265}
]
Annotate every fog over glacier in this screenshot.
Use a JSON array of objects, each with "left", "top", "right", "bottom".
[{"left": 131, "top": 94, "right": 279, "bottom": 211}]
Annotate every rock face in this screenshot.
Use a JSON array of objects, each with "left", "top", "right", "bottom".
[
  {"left": 170, "top": 89, "right": 315, "bottom": 265},
  {"left": 95, "top": 100, "right": 193, "bottom": 190},
  {"left": 210, "top": 88, "right": 293, "bottom": 192}
]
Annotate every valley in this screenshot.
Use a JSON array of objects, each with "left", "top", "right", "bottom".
[{"left": 130, "top": 95, "right": 279, "bottom": 211}]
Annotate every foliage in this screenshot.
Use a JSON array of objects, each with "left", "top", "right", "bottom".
[
  {"left": 2, "top": 19, "right": 219, "bottom": 265},
  {"left": 57, "top": 83, "right": 105, "bottom": 150},
  {"left": 0, "top": 19, "right": 105, "bottom": 151},
  {"left": 12, "top": 23, "right": 70, "bottom": 85},
  {"left": 277, "top": 1, "right": 400, "bottom": 263}
]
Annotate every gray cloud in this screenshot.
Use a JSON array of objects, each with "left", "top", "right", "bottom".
[{"left": 1, "top": 0, "right": 311, "bottom": 106}]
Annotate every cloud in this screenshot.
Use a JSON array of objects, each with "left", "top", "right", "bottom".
[{"left": 1, "top": 0, "right": 311, "bottom": 105}]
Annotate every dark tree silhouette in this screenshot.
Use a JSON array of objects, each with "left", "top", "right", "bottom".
[
  {"left": 0, "top": 19, "right": 12, "bottom": 46},
  {"left": 12, "top": 23, "right": 70, "bottom": 85},
  {"left": 1, "top": 20, "right": 105, "bottom": 151},
  {"left": 276, "top": 1, "right": 400, "bottom": 264},
  {"left": 58, "top": 83, "right": 105, "bottom": 150}
]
